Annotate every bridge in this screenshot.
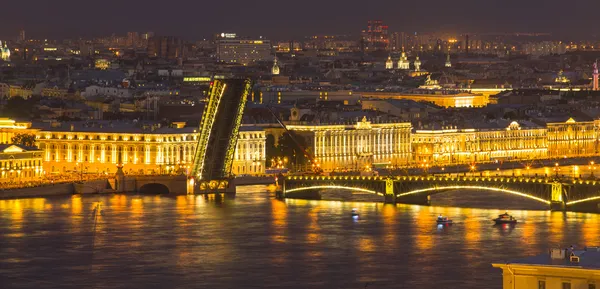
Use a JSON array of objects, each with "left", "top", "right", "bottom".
[
  {"left": 282, "top": 175, "right": 600, "bottom": 212},
  {"left": 111, "top": 78, "right": 251, "bottom": 195},
  {"left": 190, "top": 78, "right": 251, "bottom": 193}
]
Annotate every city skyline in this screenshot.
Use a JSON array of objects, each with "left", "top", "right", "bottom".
[{"left": 1, "top": 0, "right": 600, "bottom": 41}]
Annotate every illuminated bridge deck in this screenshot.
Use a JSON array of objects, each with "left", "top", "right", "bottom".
[{"left": 282, "top": 175, "right": 600, "bottom": 211}]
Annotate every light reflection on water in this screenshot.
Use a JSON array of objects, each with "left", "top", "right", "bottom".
[{"left": 0, "top": 187, "right": 599, "bottom": 289}]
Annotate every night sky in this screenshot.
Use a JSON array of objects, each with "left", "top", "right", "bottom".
[{"left": 1, "top": 0, "right": 598, "bottom": 40}]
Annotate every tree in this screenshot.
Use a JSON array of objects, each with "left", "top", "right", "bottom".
[
  {"left": 2, "top": 96, "right": 33, "bottom": 119},
  {"left": 265, "top": 134, "right": 278, "bottom": 163},
  {"left": 11, "top": 133, "right": 36, "bottom": 147},
  {"left": 277, "top": 132, "right": 309, "bottom": 168},
  {"left": 503, "top": 111, "right": 517, "bottom": 120}
]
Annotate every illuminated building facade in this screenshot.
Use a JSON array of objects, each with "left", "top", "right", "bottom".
[
  {"left": 397, "top": 51, "right": 410, "bottom": 70},
  {"left": 361, "top": 20, "right": 389, "bottom": 50},
  {"left": 0, "top": 118, "right": 36, "bottom": 144},
  {"left": 217, "top": 38, "right": 272, "bottom": 65},
  {"left": 362, "top": 91, "right": 489, "bottom": 108},
  {"left": 271, "top": 57, "right": 280, "bottom": 75},
  {"left": 414, "top": 56, "right": 421, "bottom": 71},
  {"left": 493, "top": 248, "right": 600, "bottom": 289},
  {"left": 34, "top": 123, "right": 266, "bottom": 176},
  {"left": 385, "top": 56, "right": 393, "bottom": 70},
  {"left": 287, "top": 118, "right": 412, "bottom": 171},
  {"left": 0, "top": 41, "right": 10, "bottom": 61},
  {"left": 0, "top": 144, "right": 43, "bottom": 183},
  {"left": 546, "top": 118, "right": 599, "bottom": 157},
  {"left": 412, "top": 121, "right": 548, "bottom": 164},
  {"left": 147, "top": 36, "right": 181, "bottom": 60},
  {"left": 8, "top": 85, "right": 33, "bottom": 99},
  {"left": 95, "top": 59, "right": 110, "bottom": 70}
]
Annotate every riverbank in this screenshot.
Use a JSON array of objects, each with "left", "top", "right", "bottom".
[
  {"left": 0, "top": 179, "right": 110, "bottom": 199},
  {"left": 0, "top": 175, "right": 277, "bottom": 199}
]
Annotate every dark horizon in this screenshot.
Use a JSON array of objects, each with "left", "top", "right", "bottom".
[{"left": 1, "top": 0, "right": 599, "bottom": 41}]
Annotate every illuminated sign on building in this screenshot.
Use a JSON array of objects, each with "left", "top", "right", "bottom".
[{"left": 220, "top": 33, "right": 237, "bottom": 39}]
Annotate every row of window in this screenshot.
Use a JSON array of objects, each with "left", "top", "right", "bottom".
[
  {"left": 41, "top": 135, "right": 196, "bottom": 142},
  {"left": 43, "top": 145, "right": 196, "bottom": 152},
  {"left": 538, "top": 280, "right": 595, "bottom": 289}
]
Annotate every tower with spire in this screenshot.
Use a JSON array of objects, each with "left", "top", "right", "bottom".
[
  {"left": 593, "top": 61, "right": 599, "bottom": 91},
  {"left": 385, "top": 55, "right": 393, "bottom": 70},
  {"left": 397, "top": 50, "right": 409, "bottom": 70},
  {"left": 445, "top": 51, "right": 452, "bottom": 68},
  {"left": 0, "top": 41, "right": 10, "bottom": 62},
  {"left": 414, "top": 56, "right": 421, "bottom": 72},
  {"left": 271, "top": 56, "right": 280, "bottom": 75}
]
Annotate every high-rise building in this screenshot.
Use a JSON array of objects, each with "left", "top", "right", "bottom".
[
  {"left": 216, "top": 34, "right": 272, "bottom": 65},
  {"left": 127, "top": 32, "right": 140, "bottom": 48},
  {"left": 147, "top": 36, "right": 182, "bottom": 60},
  {"left": 18, "top": 29, "right": 25, "bottom": 43},
  {"left": 390, "top": 32, "right": 402, "bottom": 51},
  {"left": 142, "top": 32, "right": 154, "bottom": 40},
  {"left": 361, "top": 20, "right": 389, "bottom": 51}
]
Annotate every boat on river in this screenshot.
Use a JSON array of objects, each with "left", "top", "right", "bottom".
[
  {"left": 436, "top": 215, "right": 453, "bottom": 224},
  {"left": 493, "top": 212, "right": 517, "bottom": 224},
  {"left": 351, "top": 208, "right": 359, "bottom": 218}
]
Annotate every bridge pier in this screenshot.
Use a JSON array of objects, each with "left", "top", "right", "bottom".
[
  {"left": 384, "top": 194, "right": 396, "bottom": 204},
  {"left": 276, "top": 190, "right": 284, "bottom": 199},
  {"left": 550, "top": 201, "right": 566, "bottom": 211}
]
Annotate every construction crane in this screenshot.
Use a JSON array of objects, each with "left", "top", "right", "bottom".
[{"left": 265, "top": 105, "right": 322, "bottom": 174}]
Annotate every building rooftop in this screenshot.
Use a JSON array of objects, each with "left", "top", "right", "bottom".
[
  {"left": 31, "top": 121, "right": 264, "bottom": 134},
  {"left": 505, "top": 247, "right": 600, "bottom": 270}
]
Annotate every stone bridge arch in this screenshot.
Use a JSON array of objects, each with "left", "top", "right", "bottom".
[{"left": 139, "top": 183, "right": 170, "bottom": 194}]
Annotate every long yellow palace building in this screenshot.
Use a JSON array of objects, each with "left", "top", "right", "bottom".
[
  {"left": 286, "top": 117, "right": 600, "bottom": 171},
  {"left": 32, "top": 121, "right": 266, "bottom": 176},
  {"left": 0, "top": 116, "right": 598, "bottom": 180}
]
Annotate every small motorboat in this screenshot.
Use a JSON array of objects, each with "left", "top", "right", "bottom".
[
  {"left": 436, "top": 215, "right": 453, "bottom": 224},
  {"left": 351, "top": 208, "right": 359, "bottom": 218},
  {"left": 493, "top": 212, "right": 517, "bottom": 224}
]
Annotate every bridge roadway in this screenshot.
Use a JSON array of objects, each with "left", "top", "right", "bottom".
[{"left": 282, "top": 175, "right": 600, "bottom": 212}]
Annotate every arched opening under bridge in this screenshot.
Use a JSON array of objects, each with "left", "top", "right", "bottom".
[{"left": 397, "top": 186, "right": 550, "bottom": 210}]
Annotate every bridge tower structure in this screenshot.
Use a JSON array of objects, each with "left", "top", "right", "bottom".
[{"left": 190, "top": 78, "right": 252, "bottom": 193}]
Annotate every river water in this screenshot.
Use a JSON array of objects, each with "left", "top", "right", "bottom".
[{"left": 1, "top": 186, "right": 599, "bottom": 289}]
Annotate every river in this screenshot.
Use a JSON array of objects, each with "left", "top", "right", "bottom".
[{"left": 1, "top": 186, "right": 599, "bottom": 289}]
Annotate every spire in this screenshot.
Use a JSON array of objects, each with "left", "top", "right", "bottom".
[
  {"left": 445, "top": 51, "right": 452, "bottom": 68},
  {"left": 271, "top": 56, "right": 280, "bottom": 75}
]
